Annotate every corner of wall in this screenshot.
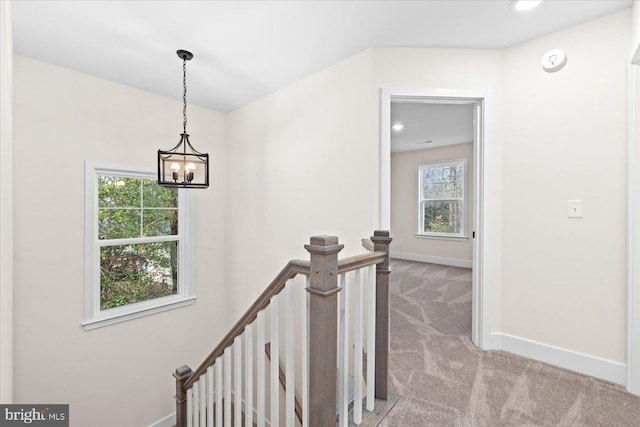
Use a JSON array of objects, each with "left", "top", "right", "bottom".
[
  {"left": 632, "top": 1, "right": 640, "bottom": 61},
  {"left": 627, "top": 0, "right": 640, "bottom": 396},
  {"left": 0, "top": 0, "right": 14, "bottom": 404}
]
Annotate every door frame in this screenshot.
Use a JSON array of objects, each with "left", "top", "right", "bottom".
[
  {"left": 0, "top": 0, "right": 13, "bottom": 403},
  {"left": 380, "top": 88, "right": 494, "bottom": 349},
  {"left": 627, "top": 42, "right": 640, "bottom": 395}
]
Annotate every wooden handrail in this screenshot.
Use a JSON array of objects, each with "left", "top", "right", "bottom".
[
  {"left": 337, "top": 251, "right": 386, "bottom": 274},
  {"left": 361, "top": 238, "right": 374, "bottom": 252},
  {"left": 184, "top": 259, "right": 310, "bottom": 390}
]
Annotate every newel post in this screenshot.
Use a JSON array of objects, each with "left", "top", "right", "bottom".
[
  {"left": 174, "top": 365, "right": 192, "bottom": 427},
  {"left": 371, "top": 230, "right": 392, "bottom": 400},
  {"left": 305, "top": 235, "right": 344, "bottom": 426}
]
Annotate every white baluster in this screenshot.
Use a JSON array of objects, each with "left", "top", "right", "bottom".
[
  {"left": 245, "top": 324, "right": 254, "bottom": 427},
  {"left": 207, "top": 367, "right": 214, "bottom": 427},
  {"left": 354, "top": 268, "right": 364, "bottom": 424},
  {"left": 200, "top": 374, "right": 207, "bottom": 427},
  {"left": 234, "top": 336, "right": 242, "bottom": 427},
  {"left": 225, "top": 348, "right": 232, "bottom": 427},
  {"left": 366, "top": 264, "right": 376, "bottom": 411},
  {"left": 257, "top": 310, "right": 266, "bottom": 427},
  {"left": 338, "top": 273, "right": 349, "bottom": 427},
  {"left": 187, "top": 387, "right": 194, "bottom": 427},
  {"left": 194, "top": 379, "right": 200, "bottom": 427},
  {"left": 338, "top": 272, "right": 344, "bottom": 410},
  {"left": 285, "top": 280, "right": 295, "bottom": 427},
  {"left": 216, "top": 357, "right": 223, "bottom": 427},
  {"left": 270, "top": 296, "right": 280, "bottom": 427},
  {"left": 302, "top": 276, "right": 310, "bottom": 427}
]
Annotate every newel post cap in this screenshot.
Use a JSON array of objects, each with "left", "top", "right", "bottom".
[
  {"left": 174, "top": 365, "right": 192, "bottom": 381},
  {"left": 305, "top": 235, "right": 344, "bottom": 255},
  {"left": 371, "top": 230, "right": 393, "bottom": 244}
]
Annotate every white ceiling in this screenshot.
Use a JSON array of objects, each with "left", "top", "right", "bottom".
[
  {"left": 391, "top": 103, "right": 474, "bottom": 153},
  {"left": 10, "top": 0, "right": 632, "bottom": 113}
]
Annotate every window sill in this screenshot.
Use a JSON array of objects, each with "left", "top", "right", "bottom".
[
  {"left": 83, "top": 295, "right": 196, "bottom": 331},
  {"left": 415, "top": 233, "right": 469, "bottom": 242}
]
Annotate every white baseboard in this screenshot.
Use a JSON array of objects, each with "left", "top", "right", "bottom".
[
  {"left": 493, "top": 333, "right": 626, "bottom": 386},
  {"left": 391, "top": 251, "right": 472, "bottom": 268},
  {"left": 149, "top": 412, "right": 175, "bottom": 427},
  {"left": 480, "top": 331, "right": 503, "bottom": 351}
]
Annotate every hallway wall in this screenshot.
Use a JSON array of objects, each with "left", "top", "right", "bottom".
[
  {"left": 12, "top": 56, "right": 229, "bottom": 426},
  {"left": 502, "top": 9, "right": 630, "bottom": 366}
]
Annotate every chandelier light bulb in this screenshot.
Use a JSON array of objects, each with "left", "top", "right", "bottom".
[{"left": 185, "top": 163, "right": 196, "bottom": 183}]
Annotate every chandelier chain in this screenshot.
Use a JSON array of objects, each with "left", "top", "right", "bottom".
[{"left": 183, "top": 57, "right": 187, "bottom": 134}]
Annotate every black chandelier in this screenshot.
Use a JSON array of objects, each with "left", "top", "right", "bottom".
[{"left": 157, "top": 50, "right": 209, "bottom": 188}]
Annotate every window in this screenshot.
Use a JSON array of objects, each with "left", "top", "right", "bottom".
[
  {"left": 84, "top": 162, "right": 194, "bottom": 330},
  {"left": 417, "top": 159, "right": 467, "bottom": 238}
]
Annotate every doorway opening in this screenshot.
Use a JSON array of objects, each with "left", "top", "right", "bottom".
[{"left": 380, "top": 89, "right": 490, "bottom": 349}]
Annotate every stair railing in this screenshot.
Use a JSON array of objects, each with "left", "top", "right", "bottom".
[{"left": 174, "top": 230, "right": 391, "bottom": 426}]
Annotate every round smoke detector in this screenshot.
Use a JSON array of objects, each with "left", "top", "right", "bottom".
[{"left": 541, "top": 49, "right": 567, "bottom": 73}]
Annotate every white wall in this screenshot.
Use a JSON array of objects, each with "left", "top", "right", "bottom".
[
  {"left": 502, "top": 10, "right": 630, "bottom": 364},
  {"left": 12, "top": 56, "right": 228, "bottom": 426},
  {"left": 391, "top": 143, "right": 473, "bottom": 266},
  {"left": 226, "top": 50, "right": 376, "bottom": 317},
  {"left": 0, "top": 0, "right": 14, "bottom": 403}
]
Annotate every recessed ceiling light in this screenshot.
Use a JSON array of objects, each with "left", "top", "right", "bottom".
[
  {"left": 511, "top": 0, "right": 542, "bottom": 12},
  {"left": 392, "top": 123, "right": 405, "bottom": 132}
]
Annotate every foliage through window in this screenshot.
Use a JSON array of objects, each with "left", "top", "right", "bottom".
[
  {"left": 98, "top": 176, "right": 179, "bottom": 309},
  {"left": 418, "top": 159, "right": 466, "bottom": 237},
  {"left": 84, "top": 163, "right": 194, "bottom": 330}
]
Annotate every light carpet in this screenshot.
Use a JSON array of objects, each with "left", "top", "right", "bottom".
[{"left": 379, "top": 259, "right": 640, "bottom": 426}]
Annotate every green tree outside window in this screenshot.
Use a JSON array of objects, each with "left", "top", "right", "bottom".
[
  {"left": 98, "top": 176, "right": 179, "bottom": 310},
  {"left": 419, "top": 160, "right": 465, "bottom": 236}
]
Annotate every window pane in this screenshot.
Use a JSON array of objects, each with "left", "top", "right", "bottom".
[
  {"left": 100, "top": 241, "right": 178, "bottom": 310},
  {"left": 98, "top": 176, "right": 141, "bottom": 207},
  {"left": 143, "top": 180, "right": 178, "bottom": 208},
  {"left": 423, "top": 201, "right": 463, "bottom": 234},
  {"left": 423, "top": 164, "right": 464, "bottom": 199},
  {"left": 143, "top": 209, "right": 178, "bottom": 236},
  {"left": 98, "top": 209, "right": 141, "bottom": 240}
]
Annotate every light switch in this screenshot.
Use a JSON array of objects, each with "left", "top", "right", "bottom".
[{"left": 568, "top": 200, "right": 582, "bottom": 218}]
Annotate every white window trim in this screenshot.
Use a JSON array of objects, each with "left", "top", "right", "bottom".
[
  {"left": 83, "top": 161, "right": 195, "bottom": 331},
  {"left": 414, "top": 233, "right": 469, "bottom": 242},
  {"left": 417, "top": 158, "right": 468, "bottom": 239}
]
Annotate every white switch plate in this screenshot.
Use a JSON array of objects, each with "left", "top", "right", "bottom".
[{"left": 568, "top": 200, "right": 582, "bottom": 218}]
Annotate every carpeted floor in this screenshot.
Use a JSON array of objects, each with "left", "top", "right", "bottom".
[{"left": 379, "top": 259, "right": 640, "bottom": 427}]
